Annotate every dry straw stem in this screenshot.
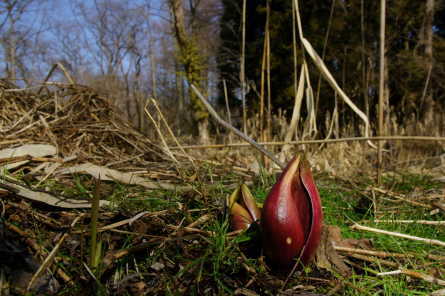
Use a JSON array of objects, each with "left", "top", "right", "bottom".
[
  {"left": 285, "top": 64, "right": 305, "bottom": 146},
  {"left": 351, "top": 223, "right": 445, "bottom": 247},
  {"left": 334, "top": 246, "right": 445, "bottom": 261},
  {"left": 148, "top": 98, "right": 196, "bottom": 166},
  {"left": 99, "top": 210, "right": 168, "bottom": 232},
  {"left": 73, "top": 210, "right": 168, "bottom": 234},
  {"left": 190, "top": 84, "right": 285, "bottom": 169},
  {"left": 286, "top": 0, "right": 300, "bottom": 145},
  {"left": 373, "top": 219, "right": 445, "bottom": 225},
  {"left": 371, "top": 186, "right": 432, "bottom": 209},
  {"left": 377, "top": 269, "right": 445, "bottom": 286},
  {"left": 377, "top": 0, "right": 386, "bottom": 185},
  {"left": 170, "top": 136, "right": 445, "bottom": 150},
  {"left": 240, "top": 0, "right": 247, "bottom": 134},
  {"left": 144, "top": 103, "right": 179, "bottom": 164},
  {"left": 27, "top": 214, "right": 84, "bottom": 291},
  {"left": 349, "top": 253, "right": 399, "bottom": 268}
]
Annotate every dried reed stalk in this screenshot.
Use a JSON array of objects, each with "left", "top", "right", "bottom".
[
  {"left": 170, "top": 136, "right": 445, "bottom": 150},
  {"left": 240, "top": 0, "right": 247, "bottom": 134},
  {"left": 377, "top": 0, "right": 386, "bottom": 185},
  {"left": 351, "top": 223, "right": 445, "bottom": 247},
  {"left": 266, "top": 0, "right": 272, "bottom": 144},
  {"left": 372, "top": 219, "right": 445, "bottom": 225},
  {"left": 378, "top": 269, "right": 445, "bottom": 286},
  {"left": 293, "top": 0, "right": 373, "bottom": 146},
  {"left": 149, "top": 98, "right": 195, "bottom": 166},
  {"left": 222, "top": 79, "right": 233, "bottom": 142},
  {"left": 284, "top": 0, "right": 301, "bottom": 145},
  {"left": 144, "top": 104, "right": 179, "bottom": 164},
  {"left": 334, "top": 245, "right": 445, "bottom": 261}
]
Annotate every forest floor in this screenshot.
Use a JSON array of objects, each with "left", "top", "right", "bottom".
[{"left": 0, "top": 82, "right": 444, "bottom": 295}]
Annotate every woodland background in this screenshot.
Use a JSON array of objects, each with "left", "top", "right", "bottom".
[{"left": 1, "top": 0, "right": 444, "bottom": 145}]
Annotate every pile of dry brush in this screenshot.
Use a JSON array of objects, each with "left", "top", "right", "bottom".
[{"left": 0, "top": 79, "right": 173, "bottom": 169}]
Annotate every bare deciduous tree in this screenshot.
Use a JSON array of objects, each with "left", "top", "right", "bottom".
[{"left": 0, "top": 0, "right": 48, "bottom": 84}]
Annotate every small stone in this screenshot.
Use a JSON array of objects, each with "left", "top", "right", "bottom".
[{"left": 150, "top": 262, "right": 165, "bottom": 271}]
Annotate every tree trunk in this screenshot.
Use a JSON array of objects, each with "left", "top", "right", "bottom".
[{"left": 169, "top": 0, "right": 210, "bottom": 144}]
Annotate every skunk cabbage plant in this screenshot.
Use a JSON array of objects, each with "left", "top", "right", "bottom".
[
  {"left": 227, "top": 184, "right": 261, "bottom": 231},
  {"left": 228, "top": 156, "right": 323, "bottom": 269},
  {"left": 261, "top": 155, "right": 323, "bottom": 268}
]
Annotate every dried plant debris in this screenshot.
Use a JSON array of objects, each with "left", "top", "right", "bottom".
[{"left": 0, "top": 82, "right": 166, "bottom": 168}]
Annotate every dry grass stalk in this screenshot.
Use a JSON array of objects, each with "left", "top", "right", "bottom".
[
  {"left": 371, "top": 187, "right": 432, "bottom": 209},
  {"left": 351, "top": 223, "right": 445, "bottom": 247},
  {"left": 144, "top": 104, "right": 178, "bottom": 163},
  {"left": 149, "top": 98, "right": 196, "bottom": 167},
  {"left": 222, "top": 79, "right": 233, "bottom": 143},
  {"left": 377, "top": 0, "right": 387, "bottom": 185},
  {"left": 260, "top": 11, "right": 267, "bottom": 147},
  {"left": 350, "top": 253, "right": 399, "bottom": 268},
  {"left": 302, "top": 62, "right": 317, "bottom": 138},
  {"left": 266, "top": 0, "right": 272, "bottom": 145},
  {"left": 377, "top": 269, "right": 445, "bottom": 286},
  {"left": 373, "top": 219, "right": 445, "bottom": 225},
  {"left": 334, "top": 246, "right": 445, "bottom": 261},
  {"left": 240, "top": 0, "right": 247, "bottom": 134}
]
